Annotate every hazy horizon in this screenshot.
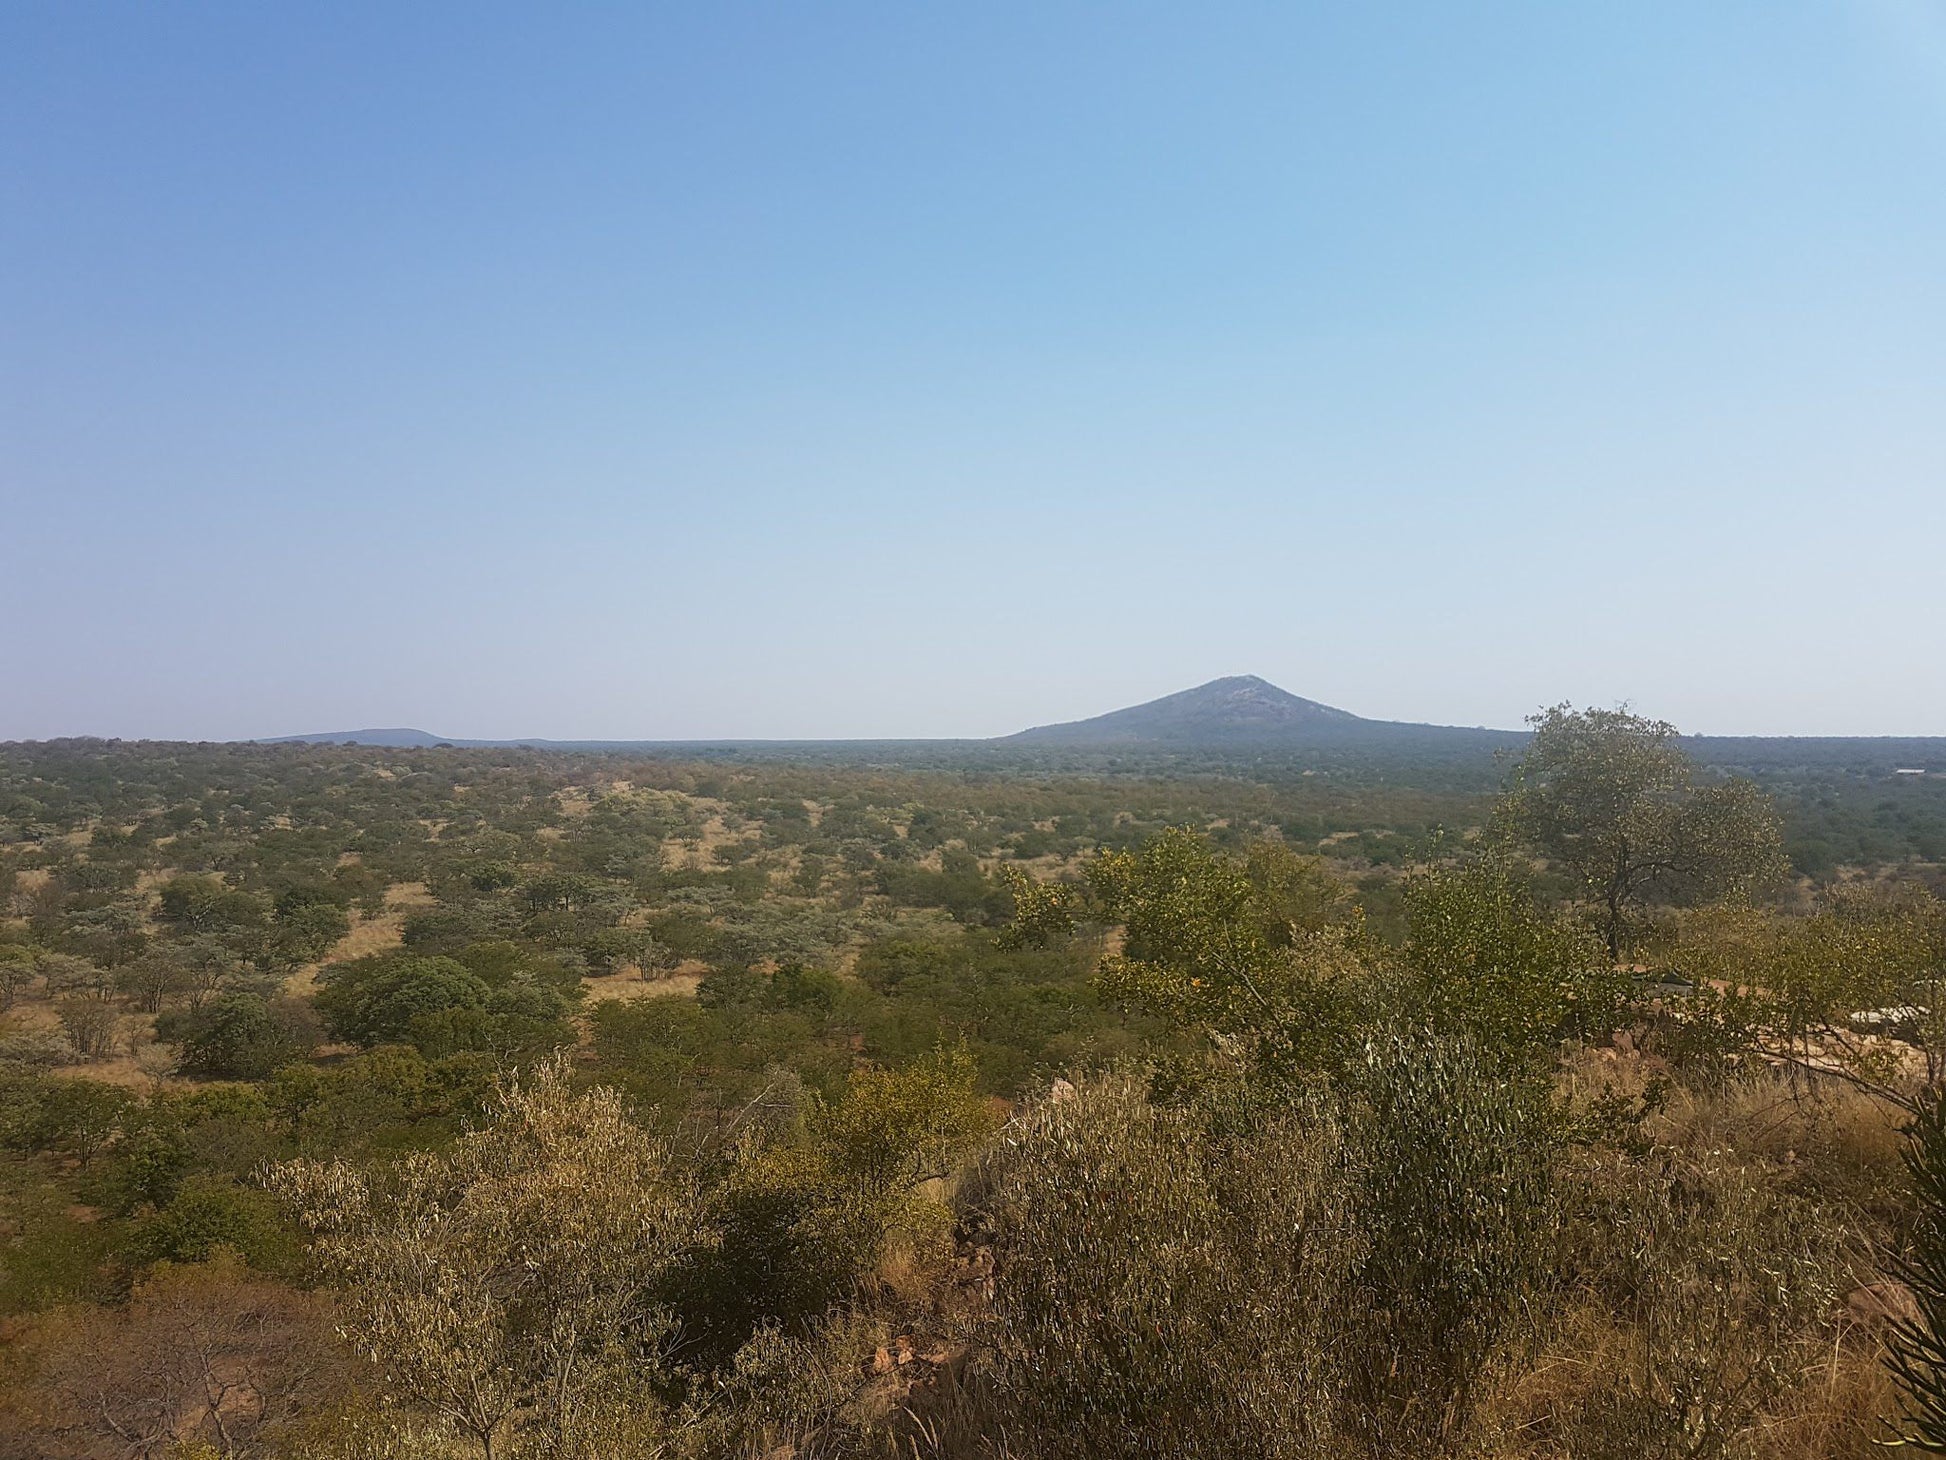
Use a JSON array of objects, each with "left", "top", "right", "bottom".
[
  {"left": 18, "top": 666, "right": 1946, "bottom": 746},
  {"left": 7, "top": 4, "right": 1945, "bottom": 741}
]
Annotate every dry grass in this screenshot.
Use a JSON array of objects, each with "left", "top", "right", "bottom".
[
  {"left": 1646, "top": 1071, "right": 1911, "bottom": 1232},
  {"left": 282, "top": 880, "right": 431, "bottom": 997},
  {"left": 1459, "top": 1064, "right": 1914, "bottom": 1459},
  {"left": 1756, "top": 1333, "right": 1900, "bottom": 1460},
  {"left": 655, "top": 798, "right": 744, "bottom": 870},
  {"left": 3, "top": 993, "right": 172, "bottom": 1089},
  {"left": 579, "top": 965, "right": 705, "bottom": 1006},
  {"left": 553, "top": 787, "right": 596, "bottom": 819},
  {"left": 1467, "top": 1297, "right": 1898, "bottom": 1459}
]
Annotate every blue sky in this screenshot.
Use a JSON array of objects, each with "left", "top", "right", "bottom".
[{"left": 4, "top": 2, "right": 1944, "bottom": 740}]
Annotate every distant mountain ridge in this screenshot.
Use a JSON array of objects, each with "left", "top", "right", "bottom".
[
  {"left": 263, "top": 728, "right": 454, "bottom": 748},
  {"left": 254, "top": 679, "right": 1945, "bottom": 772},
  {"left": 1006, "top": 675, "right": 1518, "bottom": 748},
  {"left": 261, "top": 678, "right": 1511, "bottom": 753}
]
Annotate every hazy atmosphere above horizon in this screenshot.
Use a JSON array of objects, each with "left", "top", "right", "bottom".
[{"left": 5, "top": 3, "right": 1945, "bottom": 741}]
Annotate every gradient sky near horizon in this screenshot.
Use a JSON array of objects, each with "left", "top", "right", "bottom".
[{"left": 5, "top": 3, "right": 1946, "bottom": 741}]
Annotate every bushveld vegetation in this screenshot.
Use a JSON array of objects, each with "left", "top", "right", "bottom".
[{"left": 3, "top": 712, "right": 1946, "bottom": 1457}]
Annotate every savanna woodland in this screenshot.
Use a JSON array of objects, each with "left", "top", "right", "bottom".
[{"left": 5, "top": 710, "right": 1946, "bottom": 1459}]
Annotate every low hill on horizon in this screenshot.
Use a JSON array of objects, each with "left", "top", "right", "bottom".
[
  {"left": 1006, "top": 675, "right": 1524, "bottom": 749},
  {"left": 258, "top": 678, "right": 1524, "bottom": 755},
  {"left": 263, "top": 728, "right": 456, "bottom": 748}
]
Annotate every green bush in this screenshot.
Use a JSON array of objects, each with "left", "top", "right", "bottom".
[
  {"left": 162, "top": 993, "right": 308, "bottom": 1079},
  {"left": 976, "top": 1072, "right": 1358, "bottom": 1460},
  {"left": 314, "top": 953, "right": 486, "bottom": 1047},
  {"left": 1346, "top": 1029, "right": 1558, "bottom": 1448},
  {"left": 1400, "top": 858, "right": 1616, "bottom": 1057},
  {"left": 127, "top": 1173, "right": 298, "bottom": 1272},
  {"left": 678, "top": 1049, "right": 991, "bottom": 1369}
]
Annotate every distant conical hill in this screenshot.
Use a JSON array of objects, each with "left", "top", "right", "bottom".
[{"left": 1005, "top": 675, "right": 1519, "bottom": 748}]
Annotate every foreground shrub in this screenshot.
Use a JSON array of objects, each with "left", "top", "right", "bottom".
[
  {"left": 974, "top": 1038, "right": 1562, "bottom": 1459},
  {"left": 1887, "top": 1084, "right": 1946, "bottom": 1449},
  {"left": 678, "top": 1048, "right": 992, "bottom": 1369},
  {"left": 15, "top": 1252, "right": 350, "bottom": 1459},
  {"left": 270, "top": 1058, "right": 705, "bottom": 1460},
  {"left": 976, "top": 1072, "right": 1360, "bottom": 1460},
  {"left": 1347, "top": 1028, "right": 1558, "bottom": 1448}
]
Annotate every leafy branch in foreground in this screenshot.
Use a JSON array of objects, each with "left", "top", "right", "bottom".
[{"left": 1887, "top": 1087, "right": 1946, "bottom": 1451}]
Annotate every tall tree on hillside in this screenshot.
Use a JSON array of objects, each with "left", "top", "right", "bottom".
[{"left": 1499, "top": 705, "right": 1784, "bottom": 960}]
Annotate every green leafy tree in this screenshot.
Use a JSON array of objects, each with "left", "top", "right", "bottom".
[
  {"left": 129, "top": 1173, "right": 298, "bottom": 1270},
  {"left": 17, "top": 1079, "right": 133, "bottom": 1166},
  {"left": 1500, "top": 705, "right": 1785, "bottom": 959},
  {"left": 36, "top": 950, "right": 109, "bottom": 996},
  {"left": 405, "top": 985, "right": 575, "bottom": 1062},
  {"left": 157, "top": 875, "right": 268, "bottom": 937},
  {"left": 467, "top": 858, "right": 520, "bottom": 892},
  {"left": 0, "top": 943, "right": 38, "bottom": 1010},
  {"left": 454, "top": 939, "right": 583, "bottom": 994},
  {"left": 995, "top": 865, "right": 1083, "bottom": 949},
  {"left": 166, "top": 993, "right": 307, "bottom": 1080},
  {"left": 1401, "top": 856, "right": 1616, "bottom": 1059},
  {"left": 1085, "top": 829, "right": 1371, "bottom": 1074},
  {"left": 314, "top": 954, "right": 488, "bottom": 1048},
  {"left": 172, "top": 936, "right": 250, "bottom": 1010},
  {"left": 269, "top": 896, "right": 351, "bottom": 965},
  {"left": 115, "top": 949, "right": 192, "bottom": 1013},
  {"left": 1242, "top": 839, "right": 1360, "bottom": 944},
  {"left": 580, "top": 925, "right": 656, "bottom": 976}
]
